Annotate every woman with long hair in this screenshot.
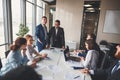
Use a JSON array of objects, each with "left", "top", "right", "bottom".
[
  {"left": 0, "top": 37, "right": 36, "bottom": 76},
  {"left": 80, "top": 39, "right": 99, "bottom": 70}
]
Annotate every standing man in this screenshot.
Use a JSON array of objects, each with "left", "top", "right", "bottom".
[
  {"left": 35, "top": 16, "right": 48, "bottom": 52},
  {"left": 48, "top": 20, "right": 65, "bottom": 48}
]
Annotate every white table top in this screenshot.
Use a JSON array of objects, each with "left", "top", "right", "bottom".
[{"left": 35, "top": 48, "right": 92, "bottom": 80}]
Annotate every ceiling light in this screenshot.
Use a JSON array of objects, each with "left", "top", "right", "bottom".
[
  {"left": 84, "top": 4, "right": 92, "bottom": 7},
  {"left": 85, "top": 9, "right": 95, "bottom": 12},
  {"left": 87, "top": 8, "right": 94, "bottom": 10},
  {"left": 90, "top": 10, "right": 95, "bottom": 12},
  {"left": 44, "top": 0, "right": 54, "bottom": 2}
]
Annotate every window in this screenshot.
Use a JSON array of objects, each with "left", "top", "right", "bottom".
[
  {"left": 12, "top": 0, "right": 21, "bottom": 40},
  {"left": 0, "top": 0, "right": 5, "bottom": 59},
  {"left": 26, "top": 0, "right": 45, "bottom": 35},
  {"left": 36, "top": 1, "right": 43, "bottom": 25},
  {"left": 36, "top": 1, "right": 46, "bottom": 25},
  {"left": 27, "top": 0, "right": 32, "bottom": 3},
  {"left": 26, "top": 2, "right": 32, "bottom": 35}
]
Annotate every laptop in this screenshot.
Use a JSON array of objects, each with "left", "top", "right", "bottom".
[{"left": 64, "top": 46, "right": 80, "bottom": 62}]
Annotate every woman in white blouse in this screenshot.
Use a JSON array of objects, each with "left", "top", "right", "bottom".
[
  {"left": 80, "top": 39, "right": 99, "bottom": 70},
  {"left": 25, "top": 34, "right": 47, "bottom": 62}
]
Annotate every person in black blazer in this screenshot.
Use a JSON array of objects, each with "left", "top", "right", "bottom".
[
  {"left": 48, "top": 20, "right": 65, "bottom": 48},
  {"left": 35, "top": 16, "right": 48, "bottom": 52},
  {"left": 80, "top": 45, "right": 120, "bottom": 80}
]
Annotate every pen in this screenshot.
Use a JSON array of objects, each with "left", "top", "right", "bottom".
[{"left": 74, "top": 75, "right": 80, "bottom": 79}]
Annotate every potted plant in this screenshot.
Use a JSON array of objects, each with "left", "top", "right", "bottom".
[{"left": 16, "top": 24, "right": 29, "bottom": 37}]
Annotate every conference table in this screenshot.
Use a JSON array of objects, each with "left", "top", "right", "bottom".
[{"left": 35, "top": 48, "right": 92, "bottom": 80}]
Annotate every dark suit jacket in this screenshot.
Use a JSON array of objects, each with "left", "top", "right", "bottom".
[
  {"left": 48, "top": 27, "right": 65, "bottom": 48},
  {"left": 92, "top": 60, "right": 120, "bottom": 80},
  {"left": 35, "top": 24, "right": 46, "bottom": 43}
]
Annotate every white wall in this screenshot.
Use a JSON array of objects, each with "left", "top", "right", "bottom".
[
  {"left": 55, "top": 0, "right": 84, "bottom": 49},
  {"left": 97, "top": 0, "right": 120, "bottom": 44},
  {"left": 55, "top": 0, "right": 120, "bottom": 49}
]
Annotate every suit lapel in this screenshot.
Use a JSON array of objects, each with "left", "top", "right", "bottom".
[
  {"left": 53, "top": 27, "right": 56, "bottom": 36},
  {"left": 41, "top": 24, "right": 45, "bottom": 36}
]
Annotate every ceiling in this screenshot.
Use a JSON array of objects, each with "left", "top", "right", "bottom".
[
  {"left": 42, "top": 0, "right": 100, "bottom": 10},
  {"left": 42, "top": 0, "right": 56, "bottom": 5}
]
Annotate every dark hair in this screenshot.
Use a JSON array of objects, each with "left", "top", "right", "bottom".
[
  {"left": 85, "top": 39, "right": 95, "bottom": 50},
  {"left": 25, "top": 34, "right": 33, "bottom": 40},
  {"left": 99, "top": 40, "right": 108, "bottom": 45},
  {"left": 10, "top": 37, "right": 27, "bottom": 51},
  {"left": 1, "top": 66, "right": 42, "bottom": 80},
  {"left": 42, "top": 16, "right": 47, "bottom": 19},
  {"left": 55, "top": 20, "right": 60, "bottom": 25},
  {"left": 87, "top": 33, "right": 96, "bottom": 41}
]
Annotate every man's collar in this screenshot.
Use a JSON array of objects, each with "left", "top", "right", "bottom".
[{"left": 42, "top": 24, "right": 46, "bottom": 27}]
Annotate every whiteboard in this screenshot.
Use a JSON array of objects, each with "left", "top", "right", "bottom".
[{"left": 103, "top": 10, "right": 120, "bottom": 34}]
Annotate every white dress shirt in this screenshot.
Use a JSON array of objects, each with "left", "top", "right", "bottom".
[{"left": 55, "top": 28, "right": 58, "bottom": 35}]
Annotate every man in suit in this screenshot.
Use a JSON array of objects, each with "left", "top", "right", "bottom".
[
  {"left": 35, "top": 16, "right": 48, "bottom": 52},
  {"left": 80, "top": 45, "right": 120, "bottom": 80},
  {"left": 48, "top": 20, "right": 65, "bottom": 48}
]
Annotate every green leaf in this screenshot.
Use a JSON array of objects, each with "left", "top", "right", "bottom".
[{"left": 16, "top": 24, "right": 29, "bottom": 37}]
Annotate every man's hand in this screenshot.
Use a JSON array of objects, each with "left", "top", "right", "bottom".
[
  {"left": 73, "top": 50, "right": 79, "bottom": 55},
  {"left": 116, "top": 45, "right": 120, "bottom": 51},
  {"left": 46, "top": 45, "right": 50, "bottom": 49},
  {"left": 73, "top": 50, "right": 85, "bottom": 55},
  {"left": 30, "top": 61, "right": 37, "bottom": 68},
  {"left": 80, "top": 68, "right": 90, "bottom": 74},
  {"left": 62, "top": 46, "right": 65, "bottom": 49},
  {"left": 41, "top": 53, "right": 48, "bottom": 58},
  {"left": 80, "top": 57, "right": 85, "bottom": 61},
  {"left": 115, "top": 45, "right": 120, "bottom": 58}
]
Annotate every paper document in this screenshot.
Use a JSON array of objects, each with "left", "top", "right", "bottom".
[
  {"left": 35, "top": 63, "right": 47, "bottom": 71},
  {"left": 66, "top": 60, "right": 83, "bottom": 67},
  {"left": 47, "top": 65, "right": 62, "bottom": 73},
  {"left": 43, "top": 76, "right": 53, "bottom": 80},
  {"left": 65, "top": 71, "right": 82, "bottom": 80}
]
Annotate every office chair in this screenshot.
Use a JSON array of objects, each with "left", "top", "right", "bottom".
[{"left": 5, "top": 50, "right": 10, "bottom": 58}]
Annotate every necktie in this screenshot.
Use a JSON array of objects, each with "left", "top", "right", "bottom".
[{"left": 111, "top": 61, "right": 120, "bottom": 74}]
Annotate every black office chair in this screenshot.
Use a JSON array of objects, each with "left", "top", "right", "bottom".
[
  {"left": 0, "top": 58, "right": 2, "bottom": 69},
  {"left": 97, "top": 50, "right": 105, "bottom": 69},
  {"left": 97, "top": 49, "right": 115, "bottom": 69},
  {"left": 107, "top": 43, "right": 119, "bottom": 59},
  {"left": 5, "top": 50, "right": 10, "bottom": 58},
  {"left": 99, "top": 40, "right": 108, "bottom": 45},
  {"left": 100, "top": 53, "right": 112, "bottom": 69}
]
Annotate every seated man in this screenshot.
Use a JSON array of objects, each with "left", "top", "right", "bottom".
[
  {"left": 1, "top": 66, "right": 42, "bottom": 80},
  {"left": 80, "top": 45, "right": 120, "bottom": 80}
]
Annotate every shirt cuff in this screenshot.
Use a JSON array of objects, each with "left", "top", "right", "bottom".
[{"left": 89, "top": 70, "right": 94, "bottom": 75}]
